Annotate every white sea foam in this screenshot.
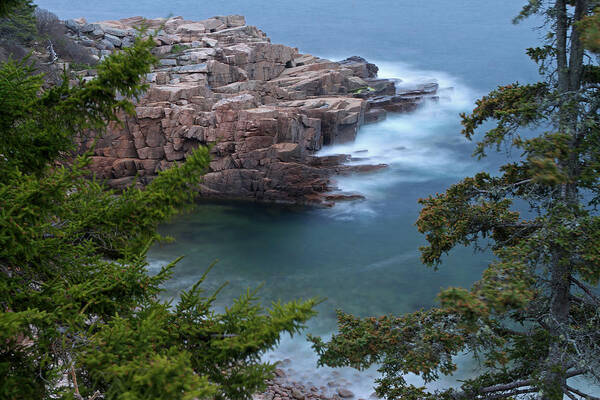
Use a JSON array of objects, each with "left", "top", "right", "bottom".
[
  {"left": 317, "top": 61, "right": 479, "bottom": 206},
  {"left": 375, "top": 60, "right": 479, "bottom": 107},
  {"left": 276, "top": 63, "right": 486, "bottom": 390},
  {"left": 264, "top": 334, "right": 474, "bottom": 399}
]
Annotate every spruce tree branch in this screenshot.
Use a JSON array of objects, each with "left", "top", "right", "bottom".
[
  {"left": 570, "top": 277, "right": 600, "bottom": 306},
  {"left": 480, "top": 379, "right": 533, "bottom": 393},
  {"left": 496, "top": 326, "right": 532, "bottom": 337},
  {"left": 478, "top": 369, "right": 586, "bottom": 395},
  {"left": 566, "top": 384, "right": 600, "bottom": 400},
  {"left": 486, "top": 388, "right": 538, "bottom": 399},
  {"left": 471, "top": 179, "right": 534, "bottom": 195},
  {"left": 564, "top": 389, "right": 579, "bottom": 400}
]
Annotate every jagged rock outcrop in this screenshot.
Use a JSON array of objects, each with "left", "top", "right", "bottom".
[{"left": 66, "top": 15, "right": 439, "bottom": 205}]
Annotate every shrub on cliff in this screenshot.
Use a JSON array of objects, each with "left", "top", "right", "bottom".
[
  {"left": 0, "top": 4, "right": 316, "bottom": 400},
  {"left": 34, "top": 8, "right": 97, "bottom": 67},
  {"left": 0, "top": 0, "right": 94, "bottom": 66},
  {"left": 310, "top": 2, "right": 600, "bottom": 400},
  {"left": 0, "top": 0, "right": 36, "bottom": 46}
]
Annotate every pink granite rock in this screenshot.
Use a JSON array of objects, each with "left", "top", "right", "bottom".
[{"left": 70, "top": 14, "right": 437, "bottom": 204}]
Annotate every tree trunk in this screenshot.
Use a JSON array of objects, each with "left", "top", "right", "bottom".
[
  {"left": 538, "top": 253, "right": 573, "bottom": 400},
  {"left": 556, "top": 0, "right": 569, "bottom": 95},
  {"left": 568, "top": 0, "right": 588, "bottom": 91},
  {"left": 537, "top": 2, "right": 582, "bottom": 398}
]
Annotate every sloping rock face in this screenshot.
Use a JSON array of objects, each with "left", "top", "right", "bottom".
[{"left": 67, "top": 15, "right": 438, "bottom": 205}]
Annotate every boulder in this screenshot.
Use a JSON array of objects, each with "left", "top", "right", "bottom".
[
  {"left": 200, "top": 18, "right": 227, "bottom": 32},
  {"left": 172, "top": 63, "right": 208, "bottom": 73},
  {"left": 65, "top": 19, "right": 81, "bottom": 32},
  {"left": 92, "top": 26, "right": 105, "bottom": 37},
  {"left": 338, "top": 56, "right": 378, "bottom": 78},
  {"left": 159, "top": 58, "right": 178, "bottom": 66},
  {"left": 291, "top": 389, "right": 305, "bottom": 400},
  {"left": 163, "top": 34, "right": 183, "bottom": 45},
  {"left": 337, "top": 389, "right": 355, "bottom": 398},
  {"left": 202, "top": 38, "right": 219, "bottom": 47},
  {"left": 146, "top": 82, "right": 208, "bottom": 102},
  {"left": 212, "top": 93, "right": 259, "bottom": 111},
  {"left": 80, "top": 23, "right": 95, "bottom": 33},
  {"left": 112, "top": 158, "right": 137, "bottom": 178},
  {"left": 104, "top": 27, "right": 130, "bottom": 37},
  {"left": 216, "top": 15, "right": 246, "bottom": 28},
  {"left": 99, "top": 39, "right": 115, "bottom": 50},
  {"left": 207, "top": 60, "right": 248, "bottom": 87},
  {"left": 176, "top": 22, "right": 206, "bottom": 35},
  {"left": 103, "top": 33, "right": 122, "bottom": 47},
  {"left": 364, "top": 108, "right": 387, "bottom": 124},
  {"left": 121, "top": 37, "right": 134, "bottom": 48}
]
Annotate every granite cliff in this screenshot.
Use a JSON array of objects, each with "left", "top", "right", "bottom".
[{"left": 65, "top": 15, "right": 439, "bottom": 205}]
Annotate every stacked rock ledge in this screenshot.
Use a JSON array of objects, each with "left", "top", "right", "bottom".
[{"left": 67, "top": 15, "right": 440, "bottom": 205}]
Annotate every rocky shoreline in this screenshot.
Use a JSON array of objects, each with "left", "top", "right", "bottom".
[
  {"left": 64, "top": 15, "right": 440, "bottom": 205},
  {"left": 254, "top": 361, "right": 374, "bottom": 400}
]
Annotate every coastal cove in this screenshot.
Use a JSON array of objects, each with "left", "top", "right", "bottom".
[{"left": 36, "top": 0, "right": 544, "bottom": 397}]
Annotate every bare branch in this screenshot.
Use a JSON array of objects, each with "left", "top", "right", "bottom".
[
  {"left": 570, "top": 277, "right": 600, "bottom": 306},
  {"left": 481, "top": 379, "right": 533, "bottom": 393},
  {"left": 566, "top": 384, "right": 600, "bottom": 400},
  {"left": 476, "top": 369, "right": 586, "bottom": 397},
  {"left": 472, "top": 179, "right": 534, "bottom": 196},
  {"left": 46, "top": 40, "right": 58, "bottom": 65},
  {"left": 486, "top": 388, "right": 538, "bottom": 399},
  {"left": 88, "top": 391, "right": 102, "bottom": 400},
  {"left": 566, "top": 369, "right": 588, "bottom": 378},
  {"left": 564, "top": 389, "right": 579, "bottom": 400},
  {"left": 70, "top": 364, "right": 83, "bottom": 400}
]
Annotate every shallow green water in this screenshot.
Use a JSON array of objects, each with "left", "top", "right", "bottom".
[{"left": 149, "top": 197, "right": 491, "bottom": 334}]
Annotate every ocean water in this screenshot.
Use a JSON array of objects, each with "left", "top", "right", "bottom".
[
  {"left": 35, "top": 0, "right": 578, "bottom": 396},
  {"left": 144, "top": 62, "right": 493, "bottom": 396}
]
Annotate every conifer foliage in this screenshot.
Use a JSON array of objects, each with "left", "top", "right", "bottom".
[
  {"left": 310, "top": 2, "right": 600, "bottom": 399},
  {"left": 0, "top": 3, "right": 317, "bottom": 399}
]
